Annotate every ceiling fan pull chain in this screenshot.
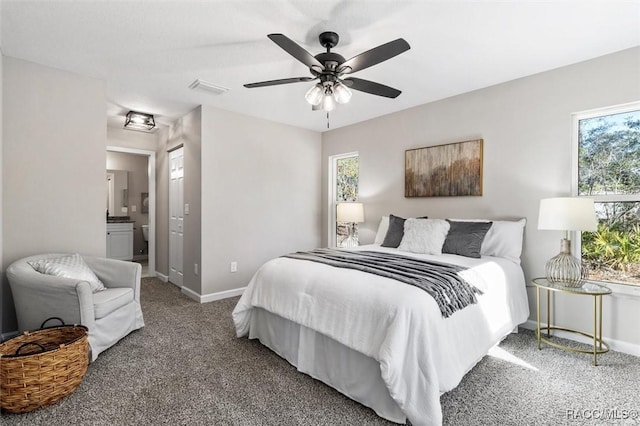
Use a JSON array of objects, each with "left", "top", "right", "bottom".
[{"left": 327, "top": 112, "right": 330, "bottom": 129}]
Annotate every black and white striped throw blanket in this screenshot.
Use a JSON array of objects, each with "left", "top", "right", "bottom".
[{"left": 283, "top": 249, "right": 482, "bottom": 318}]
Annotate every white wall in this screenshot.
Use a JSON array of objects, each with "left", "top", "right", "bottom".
[
  {"left": 322, "top": 47, "right": 640, "bottom": 350},
  {"left": 178, "top": 108, "right": 201, "bottom": 294},
  {"left": 107, "top": 126, "right": 160, "bottom": 152},
  {"left": 0, "top": 9, "right": 5, "bottom": 333},
  {"left": 155, "top": 126, "right": 170, "bottom": 276},
  {"left": 200, "top": 105, "right": 322, "bottom": 297},
  {"left": 2, "top": 57, "right": 106, "bottom": 332}
]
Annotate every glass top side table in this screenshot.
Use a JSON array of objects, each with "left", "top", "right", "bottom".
[{"left": 532, "top": 277, "right": 611, "bottom": 366}]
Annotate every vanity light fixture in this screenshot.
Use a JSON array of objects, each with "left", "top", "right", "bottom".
[{"left": 124, "top": 111, "right": 156, "bottom": 131}]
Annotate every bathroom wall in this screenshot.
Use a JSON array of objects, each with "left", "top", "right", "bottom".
[{"left": 106, "top": 151, "right": 149, "bottom": 258}]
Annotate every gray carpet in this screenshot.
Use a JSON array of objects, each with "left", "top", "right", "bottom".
[{"left": 2, "top": 278, "right": 639, "bottom": 425}]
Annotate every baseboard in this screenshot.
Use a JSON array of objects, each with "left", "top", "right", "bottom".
[
  {"left": 521, "top": 320, "right": 640, "bottom": 357},
  {"left": 181, "top": 286, "right": 246, "bottom": 304},
  {"left": 156, "top": 272, "right": 168, "bottom": 282}
]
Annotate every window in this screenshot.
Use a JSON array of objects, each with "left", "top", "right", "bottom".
[
  {"left": 329, "top": 153, "right": 359, "bottom": 247},
  {"left": 574, "top": 103, "right": 640, "bottom": 285}
]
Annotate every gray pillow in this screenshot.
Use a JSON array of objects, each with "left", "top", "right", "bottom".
[
  {"left": 381, "top": 214, "right": 406, "bottom": 248},
  {"left": 442, "top": 220, "right": 493, "bottom": 258},
  {"left": 381, "top": 214, "right": 428, "bottom": 248}
]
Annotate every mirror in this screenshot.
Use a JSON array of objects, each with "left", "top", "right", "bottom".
[{"left": 106, "top": 170, "right": 128, "bottom": 216}]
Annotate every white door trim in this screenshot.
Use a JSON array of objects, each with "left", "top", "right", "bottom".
[{"left": 106, "top": 145, "right": 156, "bottom": 277}]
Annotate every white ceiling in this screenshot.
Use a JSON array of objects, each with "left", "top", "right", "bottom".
[{"left": 2, "top": 1, "right": 639, "bottom": 133}]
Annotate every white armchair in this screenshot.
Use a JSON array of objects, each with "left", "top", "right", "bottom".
[{"left": 7, "top": 253, "right": 144, "bottom": 361}]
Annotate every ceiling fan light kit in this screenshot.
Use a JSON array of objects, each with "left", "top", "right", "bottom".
[
  {"left": 305, "top": 84, "right": 324, "bottom": 106},
  {"left": 322, "top": 92, "right": 336, "bottom": 112},
  {"left": 333, "top": 82, "right": 352, "bottom": 104},
  {"left": 244, "top": 31, "right": 410, "bottom": 113}
]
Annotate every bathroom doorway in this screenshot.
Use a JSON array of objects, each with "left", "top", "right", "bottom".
[{"left": 106, "top": 146, "right": 156, "bottom": 277}]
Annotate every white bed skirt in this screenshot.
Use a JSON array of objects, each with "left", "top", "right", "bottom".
[{"left": 249, "top": 307, "right": 407, "bottom": 424}]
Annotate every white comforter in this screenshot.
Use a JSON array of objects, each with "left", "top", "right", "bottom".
[{"left": 233, "top": 245, "right": 530, "bottom": 425}]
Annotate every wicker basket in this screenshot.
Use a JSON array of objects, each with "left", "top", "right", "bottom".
[{"left": 0, "top": 317, "right": 89, "bottom": 414}]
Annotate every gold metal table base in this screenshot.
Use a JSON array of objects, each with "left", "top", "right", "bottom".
[
  {"left": 535, "top": 280, "right": 610, "bottom": 367},
  {"left": 536, "top": 326, "right": 609, "bottom": 363}
]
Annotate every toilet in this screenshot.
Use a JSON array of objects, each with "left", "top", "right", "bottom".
[{"left": 141, "top": 224, "right": 149, "bottom": 242}]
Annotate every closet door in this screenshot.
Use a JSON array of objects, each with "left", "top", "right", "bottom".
[{"left": 169, "top": 147, "right": 184, "bottom": 287}]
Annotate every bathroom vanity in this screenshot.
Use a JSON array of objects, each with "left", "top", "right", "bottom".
[{"left": 107, "top": 221, "right": 134, "bottom": 261}]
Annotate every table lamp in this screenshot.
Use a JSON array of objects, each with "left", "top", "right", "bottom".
[
  {"left": 337, "top": 202, "right": 364, "bottom": 248},
  {"left": 538, "top": 197, "right": 598, "bottom": 287}
]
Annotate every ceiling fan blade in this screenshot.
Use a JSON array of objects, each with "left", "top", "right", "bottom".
[
  {"left": 342, "top": 77, "right": 402, "bottom": 98},
  {"left": 337, "top": 38, "right": 410, "bottom": 74},
  {"left": 268, "top": 33, "right": 324, "bottom": 70},
  {"left": 244, "top": 77, "right": 315, "bottom": 88}
]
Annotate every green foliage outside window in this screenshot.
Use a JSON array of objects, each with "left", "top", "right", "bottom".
[
  {"left": 579, "top": 112, "right": 640, "bottom": 195},
  {"left": 336, "top": 156, "right": 359, "bottom": 202},
  {"left": 579, "top": 110, "right": 640, "bottom": 284}
]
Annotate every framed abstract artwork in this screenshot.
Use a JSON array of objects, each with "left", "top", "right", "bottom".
[{"left": 405, "top": 139, "right": 483, "bottom": 197}]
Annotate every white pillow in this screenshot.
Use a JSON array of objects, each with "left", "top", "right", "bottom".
[
  {"left": 374, "top": 216, "right": 390, "bottom": 245},
  {"left": 29, "top": 253, "right": 106, "bottom": 292},
  {"left": 398, "top": 218, "right": 450, "bottom": 255},
  {"left": 450, "top": 218, "right": 526, "bottom": 263}
]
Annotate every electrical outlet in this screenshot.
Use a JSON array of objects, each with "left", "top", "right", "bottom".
[
  {"left": 194, "top": 263, "right": 198, "bottom": 275},
  {"left": 184, "top": 203, "right": 190, "bottom": 215},
  {"left": 230, "top": 261, "right": 238, "bottom": 273},
  {"left": 131, "top": 205, "right": 137, "bottom": 212}
]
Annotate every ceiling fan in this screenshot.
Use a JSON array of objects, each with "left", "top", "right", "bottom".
[{"left": 244, "top": 32, "right": 410, "bottom": 112}]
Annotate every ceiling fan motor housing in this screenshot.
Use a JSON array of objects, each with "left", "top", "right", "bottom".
[
  {"left": 312, "top": 52, "right": 346, "bottom": 76},
  {"left": 319, "top": 31, "right": 340, "bottom": 49}
]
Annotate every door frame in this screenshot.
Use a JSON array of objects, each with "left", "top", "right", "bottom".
[{"left": 106, "top": 145, "right": 156, "bottom": 277}]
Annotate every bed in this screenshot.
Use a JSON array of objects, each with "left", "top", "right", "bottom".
[{"left": 233, "top": 217, "right": 530, "bottom": 426}]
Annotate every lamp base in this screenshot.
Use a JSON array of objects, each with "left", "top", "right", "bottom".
[
  {"left": 339, "top": 222, "right": 359, "bottom": 248},
  {"left": 545, "top": 238, "right": 587, "bottom": 287},
  {"left": 340, "top": 235, "right": 359, "bottom": 248}
]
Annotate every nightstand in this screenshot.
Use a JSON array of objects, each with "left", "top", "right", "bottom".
[{"left": 532, "top": 277, "right": 611, "bottom": 366}]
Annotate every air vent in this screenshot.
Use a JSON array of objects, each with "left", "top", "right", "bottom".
[{"left": 188, "top": 79, "right": 230, "bottom": 95}]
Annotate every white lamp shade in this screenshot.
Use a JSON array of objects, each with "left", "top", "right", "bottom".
[
  {"left": 538, "top": 197, "right": 598, "bottom": 231},
  {"left": 337, "top": 202, "right": 364, "bottom": 223}
]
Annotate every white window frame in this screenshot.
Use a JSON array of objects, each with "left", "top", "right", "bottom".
[
  {"left": 328, "top": 151, "right": 359, "bottom": 247},
  {"left": 571, "top": 101, "right": 640, "bottom": 283}
]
